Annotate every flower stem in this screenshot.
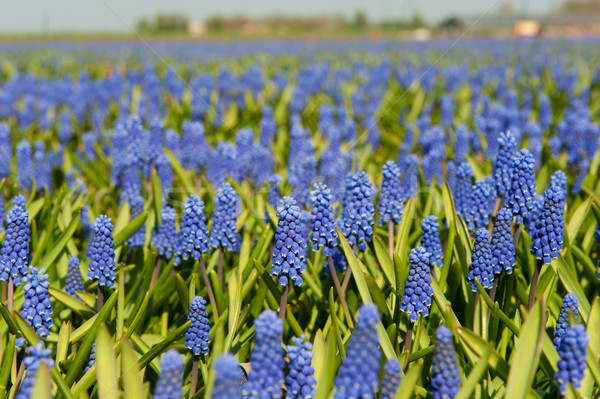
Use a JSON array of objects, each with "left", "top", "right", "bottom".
[
  {"left": 473, "top": 291, "right": 480, "bottom": 328},
  {"left": 513, "top": 222, "right": 521, "bottom": 250},
  {"left": 488, "top": 197, "right": 502, "bottom": 233},
  {"left": 327, "top": 255, "right": 353, "bottom": 328},
  {"left": 198, "top": 257, "right": 219, "bottom": 320},
  {"left": 528, "top": 259, "right": 543, "bottom": 310},
  {"left": 388, "top": 221, "right": 394, "bottom": 260},
  {"left": 404, "top": 321, "right": 414, "bottom": 354},
  {"left": 341, "top": 243, "right": 358, "bottom": 292},
  {"left": 217, "top": 247, "right": 224, "bottom": 286},
  {"left": 279, "top": 284, "right": 289, "bottom": 321},
  {"left": 7, "top": 277, "right": 13, "bottom": 315},
  {"left": 97, "top": 285, "right": 104, "bottom": 313},
  {"left": 149, "top": 257, "right": 163, "bottom": 290},
  {"left": 188, "top": 355, "right": 199, "bottom": 399}
]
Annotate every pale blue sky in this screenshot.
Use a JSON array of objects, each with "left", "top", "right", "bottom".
[{"left": 0, "top": 0, "right": 558, "bottom": 33}]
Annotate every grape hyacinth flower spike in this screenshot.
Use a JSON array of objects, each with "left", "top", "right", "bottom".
[
  {"left": 285, "top": 335, "right": 316, "bottom": 399},
  {"left": 430, "top": 326, "right": 461, "bottom": 399},
  {"left": 340, "top": 171, "right": 375, "bottom": 253},
  {"left": 421, "top": 215, "right": 444, "bottom": 271},
  {"left": 378, "top": 161, "right": 403, "bottom": 258},
  {"left": 212, "top": 354, "right": 243, "bottom": 399},
  {"left": 20, "top": 266, "right": 53, "bottom": 339},
  {"left": 467, "top": 228, "right": 493, "bottom": 320},
  {"left": 66, "top": 256, "right": 84, "bottom": 300},
  {"left": 506, "top": 149, "right": 537, "bottom": 246},
  {"left": 489, "top": 207, "right": 515, "bottom": 301},
  {"left": 271, "top": 196, "right": 307, "bottom": 320},
  {"left": 243, "top": 310, "right": 285, "bottom": 399},
  {"left": 15, "top": 343, "right": 54, "bottom": 399},
  {"left": 554, "top": 293, "right": 579, "bottom": 349},
  {"left": 529, "top": 185, "right": 565, "bottom": 309},
  {"left": 380, "top": 359, "right": 401, "bottom": 399},
  {"left": 0, "top": 204, "right": 30, "bottom": 313},
  {"left": 209, "top": 182, "right": 241, "bottom": 284},
  {"left": 555, "top": 325, "right": 589, "bottom": 394},
  {"left": 491, "top": 131, "right": 516, "bottom": 218},
  {"left": 150, "top": 204, "right": 177, "bottom": 289},
  {"left": 87, "top": 215, "right": 116, "bottom": 311},
  {"left": 400, "top": 247, "right": 433, "bottom": 353},
  {"left": 154, "top": 350, "right": 183, "bottom": 399},
  {"left": 334, "top": 304, "right": 381, "bottom": 399},
  {"left": 186, "top": 296, "right": 211, "bottom": 398}
]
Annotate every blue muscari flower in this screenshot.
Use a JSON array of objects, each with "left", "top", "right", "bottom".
[
  {"left": 490, "top": 207, "right": 515, "bottom": 275},
  {"left": 400, "top": 154, "right": 419, "bottom": 201},
  {"left": 340, "top": 172, "right": 375, "bottom": 253},
  {"left": 454, "top": 124, "right": 469, "bottom": 163},
  {"left": 212, "top": 354, "right": 243, "bottom": 399},
  {"left": 251, "top": 143, "right": 274, "bottom": 185},
  {"left": 87, "top": 215, "right": 116, "bottom": 288},
  {"left": 155, "top": 153, "right": 173, "bottom": 196},
  {"left": 0, "top": 195, "right": 4, "bottom": 233},
  {"left": 554, "top": 293, "right": 579, "bottom": 349},
  {"left": 455, "top": 162, "right": 473, "bottom": 218},
  {"left": 164, "top": 128, "right": 182, "bottom": 162},
  {"left": 378, "top": 161, "right": 403, "bottom": 226},
  {"left": 506, "top": 149, "right": 537, "bottom": 223},
  {"left": 531, "top": 185, "right": 565, "bottom": 264},
  {"left": 152, "top": 205, "right": 177, "bottom": 259},
  {"left": 154, "top": 349, "right": 183, "bottom": 399},
  {"left": 20, "top": 266, "right": 53, "bottom": 338},
  {"left": 13, "top": 195, "right": 27, "bottom": 209},
  {"left": 555, "top": 325, "right": 589, "bottom": 393},
  {"left": 126, "top": 195, "right": 146, "bottom": 248},
  {"left": 81, "top": 204, "right": 90, "bottom": 236},
  {"left": 235, "top": 128, "right": 255, "bottom": 178},
  {"left": 492, "top": 131, "right": 516, "bottom": 197},
  {"left": 401, "top": 247, "right": 434, "bottom": 322},
  {"left": 467, "top": 179, "right": 493, "bottom": 231},
  {"left": 125, "top": 115, "right": 151, "bottom": 177},
  {"left": 33, "top": 143, "right": 51, "bottom": 192},
  {"left": 285, "top": 335, "right": 316, "bottom": 399},
  {"left": 181, "top": 121, "right": 208, "bottom": 171},
  {"left": 85, "top": 343, "right": 96, "bottom": 373},
  {"left": 120, "top": 156, "right": 142, "bottom": 205},
  {"left": 573, "top": 159, "right": 589, "bottom": 196},
  {"left": 185, "top": 296, "right": 211, "bottom": 355},
  {"left": 0, "top": 123, "right": 11, "bottom": 180},
  {"left": 551, "top": 170, "right": 568, "bottom": 203},
  {"left": 446, "top": 161, "right": 457, "bottom": 193},
  {"left": 83, "top": 131, "right": 97, "bottom": 161},
  {"left": 421, "top": 216, "right": 444, "bottom": 268},
  {"left": 58, "top": 110, "right": 72, "bottom": 144},
  {"left": 467, "top": 228, "right": 494, "bottom": 291},
  {"left": 17, "top": 140, "right": 33, "bottom": 191},
  {"left": 329, "top": 245, "right": 348, "bottom": 274},
  {"left": 259, "top": 106, "right": 276, "bottom": 146},
  {"left": 148, "top": 117, "right": 164, "bottom": 162},
  {"left": 310, "top": 183, "right": 338, "bottom": 256},
  {"left": 66, "top": 256, "right": 84, "bottom": 299},
  {"left": 271, "top": 196, "right": 307, "bottom": 287},
  {"left": 334, "top": 304, "right": 381, "bottom": 399},
  {"left": 244, "top": 310, "right": 285, "bottom": 398},
  {"left": 210, "top": 183, "right": 240, "bottom": 252},
  {"left": 0, "top": 205, "right": 30, "bottom": 286},
  {"left": 207, "top": 142, "right": 238, "bottom": 186},
  {"left": 174, "top": 194, "right": 209, "bottom": 266},
  {"left": 430, "top": 326, "right": 461, "bottom": 399},
  {"left": 289, "top": 125, "right": 318, "bottom": 207},
  {"left": 266, "top": 174, "right": 282, "bottom": 220},
  {"left": 15, "top": 343, "right": 54, "bottom": 399},
  {"left": 319, "top": 137, "right": 346, "bottom": 202},
  {"left": 380, "top": 358, "right": 401, "bottom": 399}
]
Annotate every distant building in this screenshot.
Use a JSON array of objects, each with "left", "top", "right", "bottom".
[
  {"left": 513, "top": 20, "right": 541, "bottom": 37},
  {"left": 188, "top": 21, "right": 206, "bottom": 37}
]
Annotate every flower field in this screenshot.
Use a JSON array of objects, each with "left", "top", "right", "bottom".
[{"left": 0, "top": 38, "right": 599, "bottom": 398}]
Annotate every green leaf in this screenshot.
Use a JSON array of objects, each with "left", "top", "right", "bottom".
[
  {"left": 114, "top": 212, "right": 148, "bottom": 247},
  {"left": 96, "top": 325, "right": 119, "bottom": 399},
  {"left": 373, "top": 237, "right": 395, "bottom": 290},
  {"left": 49, "top": 287, "right": 95, "bottom": 318},
  {"left": 152, "top": 169, "right": 163, "bottom": 230},
  {"left": 31, "top": 363, "right": 51, "bottom": 399},
  {"left": 174, "top": 273, "right": 190, "bottom": 310},
  {"left": 555, "top": 256, "right": 591, "bottom": 322},
  {"left": 456, "top": 327, "right": 510, "bottom": 379},
  {"left": 504, "top": 299, "right": 546, "bottom": 398},
  {"left": 122, "top": 338, "right": 145, "bottom": 399},
  {"left": 336, "top": 227, "right": 371, "bottom": 303},
  {"left": 0, "top": 335, "right": 15, "bottom": 397},
  {"left": 582, "top": 297, "right": 600, "bottom": 396},
  {"left": 138, "top": 321, "right": 191, "bottom": 369},
  {"left": 164, "top": 148, "right": 195, "bottom": 193},
  {"left": 393, "top": 362, "right": 422, "bottom": 399},
  {"left": 37, "top": 214, "right": 79, "bottom": 271},
  {"left": 14, "top": 313, "right": 41, "bottom": 346},
  {"left": 314, "top": 330, "right": 337, "bottom": 399},
  {"left": 454, "top": 347, "right": 490, "bottom": 399},
  {"left": 328, "top": 288, "right": 345, "bottom": 359},
  {"left": 566, "top": 197, "right": 591, "bottom": 245},
  {"left": 225, "top": 270, "right": 242, "bottom": 352},
  {"left": 55, "top": 322, "right": 70, "bottom": 365}
]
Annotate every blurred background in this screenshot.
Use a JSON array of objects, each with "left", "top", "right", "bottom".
[{"left": 1, "top": 0, "right": 600, "bottom": 40}]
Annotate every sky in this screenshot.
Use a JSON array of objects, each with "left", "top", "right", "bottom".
[{"left": 0, "top": 0, "right": 559, "bottom": 33}]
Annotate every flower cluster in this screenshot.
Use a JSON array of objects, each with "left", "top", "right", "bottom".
[
  {"left": 334, "top": 304, "right": 381, "bottom": 399},
  {"left": 380, "top": 359, "right": 401, "bottom": 399},
  {"left": 244, "top": 310, "right": 285, "bottom": 398},
  {"left": 554, "top": 293, "right": 579, "bottom": 349},
  {"left": 285, "top": 336, "right": 316, "bottom": 399},
  {"left": 506, "top": 149, "right": 537, "bottom": 222},
  {"left": 15, "top": 343, "right": 54, "bottom": 399},
  {"left": 401, "top": 247, "right": 434, "bottom": 322},
  {"left": 151, "top": 204, "right": 178, "bottom": 259},
  {"left": 467, "top": 228, "right": 494, "bottom": 291},
  {"left": 87, "top": 215, "right": 116, "bottom": 288},
  {"left": 20, "top": 267, "right": 53, "bottom": 338},
  {"left": 174, "top": 194, "right": 210, "bottom": 266},
  {"left": 555, "top": 325, "right": 589, "bottom": 393},
  {"left": 66, "top": 256, "right": 84, "bottom": 299},
  {"left": 455, "top": 162, "right": 473, "bottom": 218},
  {"left": 154, "top": 350, "right": 183, "bottom": 399},
  {"left": 492, "top": 131, "right": 516, "bottom": 196},
  {"left": 530, "top": 185, "right": 565, "bottom": 264},
  {"left": 490, "top": 207, "right": 516, "bottom": 275},
  {"left": 213, "top": 354, "right": 243, "bottom": 399},
  {"left": 310, "top": 183, "right": 338, "bottom": 256},
  {"left": 126, "top": 194, "right": 146, "bottom": 248},
  {"left": 271, "top": 196, "right": 307, "bottom": 287},
  {"left": 340, "top": 172, "right": 375, "bottom": 252},
  {"left": 209, "top": 182, "right": 241, "bottom": 252},
  {"left": 185, "top": 296, "right": 211, "bottom": 356},
  {"left": 467, "top": 179, "right": 493, "bottom": 231},
  {"left": 430, "top": 326, "right": 461, "bottom": 399},
  {"left": 421, "top": 215, "right": 444, "bottom": 268},
  {"left": 378, "top": 160, "right": 404, "bottom": 226},
  {"left": 0, "top": 205, "right": 30, "bottom": 286}
]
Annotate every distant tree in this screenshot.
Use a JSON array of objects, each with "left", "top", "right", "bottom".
[
  {"left": 438, "top": 16, "right": 464, "bottom": 30},
  {"left": 409, "top": 14, "right": 427, "bottom": 29},
  {"left": 206, "top": 16, "right": 226, "bottom": 31},
  {"left": 353, "top": 11, "right": 369, "bottom": 29}
]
